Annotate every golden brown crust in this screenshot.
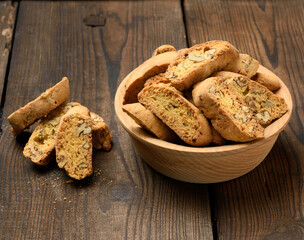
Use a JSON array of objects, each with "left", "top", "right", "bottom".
[
  {"left": 143, "top": 73, "right": 170, "bottom": 88},
  {"left": 123, "top": 51, "right": 178, "bottom": 104},
  {"left": 223, "top": 53, "right": 259, "bottom": 78},
  {"left": 90, "top": 112, "right": 112, "bottom": 151},
  {"left": 212, "top": 71, "right": 287, "bottom": 124},
  {"left": 165, "top": 40, "right": 239, "bottom": 91},
  {"left": 192, "top": 77, "right": 264, "bottom": 142},
  {"left": 138, "top": 84, "right": 212, "bottom": 146},
  {"left": 193, "top": 73, "right": 287, "bottom": 142},
  {"left": 251, "top": 72, "right": 281, "bottom": 92},
  {"left": 8, "top": 77, "right": 70, "bottom": 136},
  {"left": 23, "top": 102, "right": 80, "bottom": 166},
  {"left": 122, "top": 103, "right": 178, "bottom": 142},
  {"left": 210, "top": 126, "right": 225, "bottom": 146},
  {"left": 152, "top": 44, "right": 177, "bottom": 56},
  {"left": 55, "top": 106, "right": 93, "bottom": 180}
]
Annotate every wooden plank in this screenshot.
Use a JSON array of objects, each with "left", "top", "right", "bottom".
[
  {"left": 0, "top": 1, "right": 17, "bottom": 104},
  {"left": 0, "top": 1, "right": 213, "bottom": 239},
  {"left": 184, "top": 0, "right": 304, "bottom": 239}
]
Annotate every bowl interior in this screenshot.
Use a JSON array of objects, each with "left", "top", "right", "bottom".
[{"left": 115, "top": 65, "right": 293, "bottom": 154}]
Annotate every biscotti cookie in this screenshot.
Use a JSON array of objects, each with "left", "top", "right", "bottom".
[
  {"left": 23, "top": 102, "right": 80, "bottom": 165},
  {"left": 56, "top": 106, "right": 93, "bottom": 180},
  {"left": 210, "top": 126, "right": 225, "bottom": 146},
  {"left": 152, "top": 44, "right": 177, "bottom": 56},
  {"left": 251, "top": 72, "right": 281, "bottom": 92},
  {"left": 122, "top": 103, "right": 178, "bottom": 142},
  {"left": 8, "top": 77, "right": 70, "bottom": 136},
  {"left": 165, "top": 40, "right": 239, "bottom": 91},
  {"left": 192, "top": 77, "right": 264, "bottom": 142},
  {"left": 143, "top": 73, "right": 171, "bottom": 88},
  {"left": 138, "top": 84, "right": 212, "bottom": 146},
  {"left": 123, "top": 51, "right": 178, "bottom": 104},
  {"left": 223, "top": 53, "right": 259, "bottom": 78},
  {"left": 90, "top": 112, "right": 112, "bottom": 151},
  {"left": 213, "top": 71, "right": 287, "bottom": 124}
]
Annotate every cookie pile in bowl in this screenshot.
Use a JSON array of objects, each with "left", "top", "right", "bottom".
[{"left": 115, "top": 40, "right": 292, "bottom": 183}]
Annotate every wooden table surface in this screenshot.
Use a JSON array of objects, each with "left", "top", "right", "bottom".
[{"left": 0, "top": 0, "right": 303, "bottom": 239}]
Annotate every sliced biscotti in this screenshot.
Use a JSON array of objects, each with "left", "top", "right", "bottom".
[
  {"left": 165, "top": 40, "right": 239, "bottom": 91},
  {"left": 143, "top": 73, "right": 170, "bottom": 88},
  {"left": 213, "top": 71, "right": 287, "bottom": 124},
  {"left": 251, "top": 72, "right": 281, "bottom": 92},
  {"left": 223, "top": 53, "right": 259, "bottom": 78},
  {"left": 152, "top": 44, "right": 177, "bottom": 56},
  {"left": 8, "top": 77, "right": 70, "bottom": 136},
  {"left": 23, "top": 102, "right": 80, "bottom": 165},
  {"left": 192, "top": 77, "right": 264, "bottom": 142},
  {"left": 55, "top": 106, "right": 93, "bottom": 180},
  {"left": 90, "top": 112, "right": 112, "bottom": 151},
  {"left": 138, "top": 84, "right": 212, "bottom": 146},
  {"left": 210, "top": 126, "right": 225, "bottom": 146},
  {"left": 122, "top": 103, "right": 178, "bottom": 142},
  {"left": 123, "top": 51, "right": 178, "bottom": 104}
]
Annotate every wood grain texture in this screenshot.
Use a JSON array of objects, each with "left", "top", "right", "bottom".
[
  {"left": 0, "top": 1, "right": 213, "bottom": 239},
  {"left": 0, "top": 1, "right": 17, "bottom": 104},
  {"left": 184, "top": 0, "right": 304, "bottom": 239}
]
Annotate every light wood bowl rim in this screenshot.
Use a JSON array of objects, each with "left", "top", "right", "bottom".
[{"left": 115, "top": 65, "right": 293, "bottom": 154}]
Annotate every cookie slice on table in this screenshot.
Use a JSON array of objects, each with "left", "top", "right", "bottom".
[
  {"left": 213, "top": 71, "right": 287, "bottom": 125},
  {"left": 122, "top": 103, "right": 178, "bottom": 142},
  {"left": 251, "top": 71, "right": 281, "bottom": 92},
  {"left": 165, "top": 40, "right": 239, "bottom": 91},
  {"left": 192, "top": 77, "right": 264, "bottom": 142},
  {"left": 123, "top": 51, "right": 178, "bottom": 104},
  {"left": 8, "top": 77, "right": 70, "bottom": 136},
  {"left": 55, "top": 106, "right": 93, "bottom": 180},
  {"left": 138, "top": 84, "right": 212, "bottom": 146},
  {"left": 223, "top": 53, "right": 259, "bottom": 78},
  {"left": 152, "top": 44, "right": 177, "bottom": 56},
  {"left": 90, "top": 112, "right": 112, "bottom": 151},
  {"left": 23, "top": 102, "right": 80, "bottom": 166}
]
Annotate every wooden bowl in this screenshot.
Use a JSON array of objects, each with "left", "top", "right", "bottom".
[{"left": 114, "top": 66, "right": 293, "bottom": 183}]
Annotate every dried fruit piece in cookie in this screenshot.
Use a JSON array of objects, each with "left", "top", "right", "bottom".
[
  {"left": 192, "top": 77, "right": 264, "bottom": 142},
  {"left": 8, "top": 77, "right": 70, "bottom": 136},
  {"left": 123, "top": 51, "right": 178, "bottom": 104},
  {"left": 165, "top": 40, "right": 239, "bottom": 91},
  {"left": 251, "top": 72, "right": 281, "bottom": 92},
  {"left": 122, "top": 103, "right": 178, "bottom": 142},
  {"left": 223, "top": 53, "right": 259, "bottom": 78},
  {"left": 138, "top": 84, "right": 212, "bottom": 146},
  {"left": 152, "top": 44, "right": 177, "bottom": 56},
  {"left": 56, "top": 106, "right": 93, "bottom": 180},
  {"left": 90, "top": 112, "right": 112, "bottom": 151},
  {"left": 23, "top": 102, "right": 80, "bottom": 166}
]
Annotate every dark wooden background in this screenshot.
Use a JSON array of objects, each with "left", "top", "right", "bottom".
[{"left": 0, "top": 1, "right": 303, "bottom": 239}]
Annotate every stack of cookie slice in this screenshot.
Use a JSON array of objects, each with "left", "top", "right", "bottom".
[
  {"left": 8, "top": 77, "right": 112, "bottom": 180},
  {"left": 122, "top": 40, "right": 288, "bottom": 146}
]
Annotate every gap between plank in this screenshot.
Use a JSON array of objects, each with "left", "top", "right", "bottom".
[
  {"left": 180, "top": 0, "right": 190, "bottom": 48},
  {"left": 0, "top": 1, "right": 19, "bottom": 137},
  {"left": 180, "top": 0, "right": 218, "bottom": 239},
  {"left": 208, "top": 184, "right": 219, "bottom": 240}
]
